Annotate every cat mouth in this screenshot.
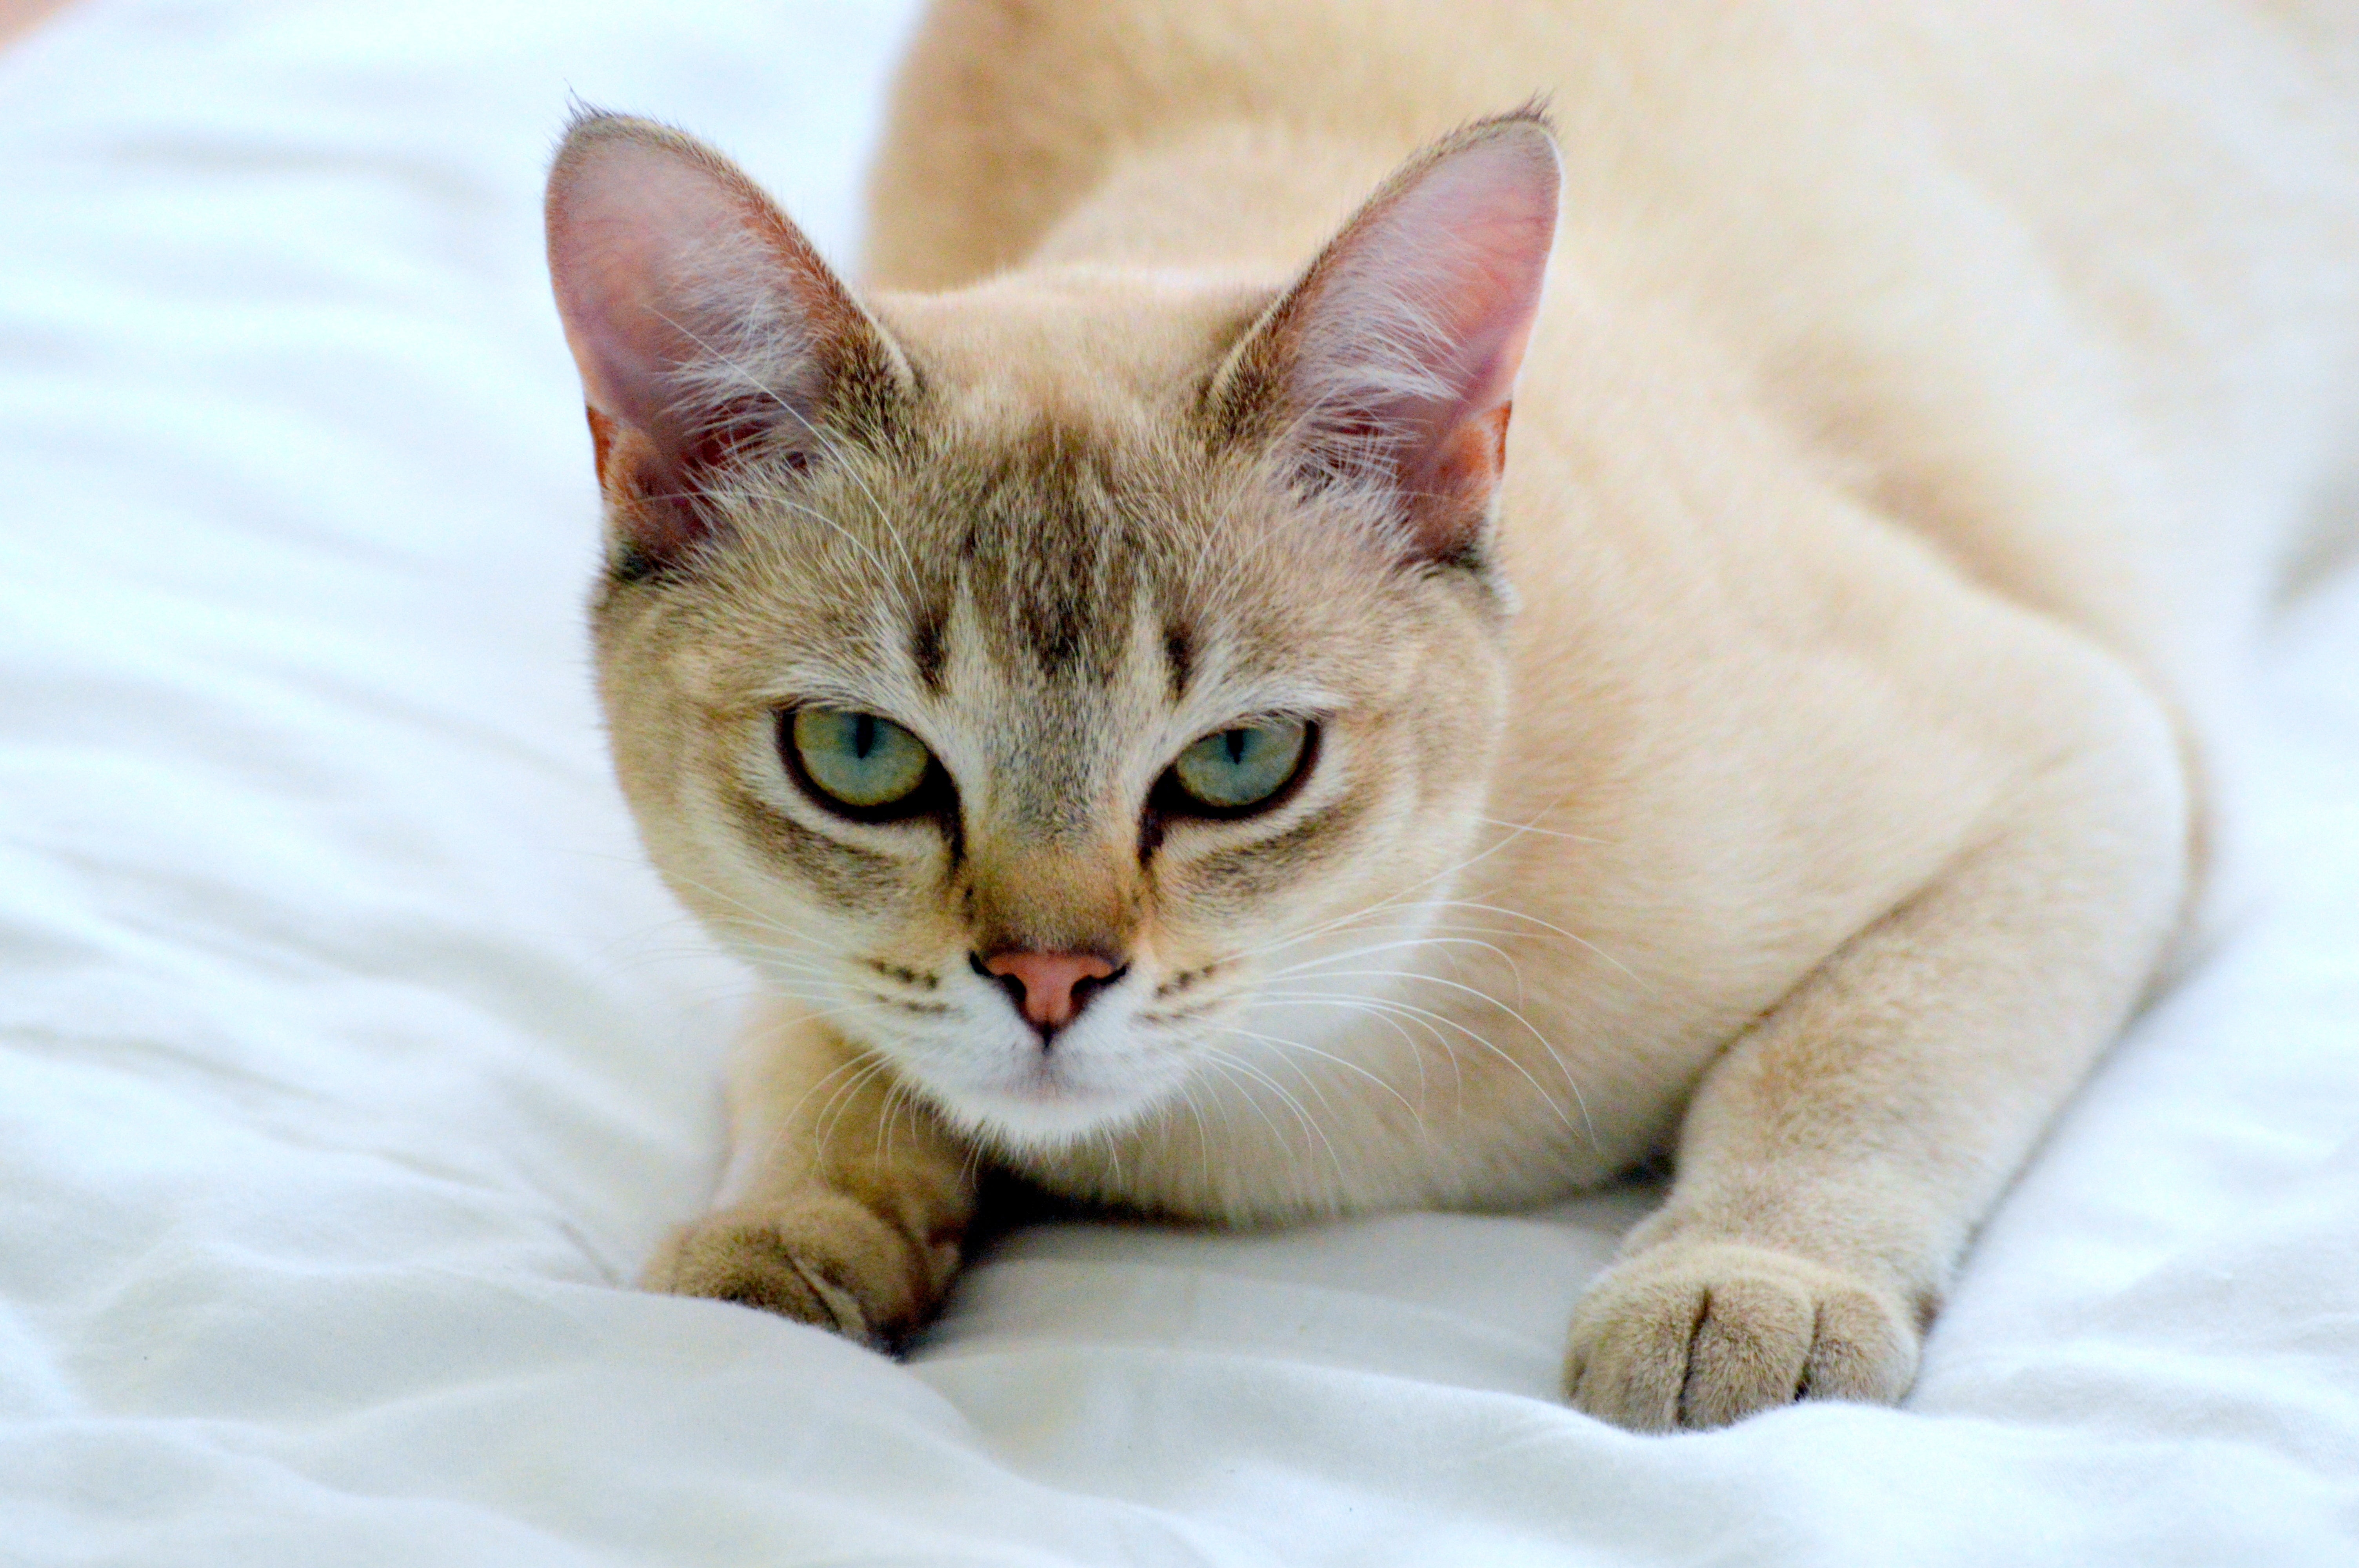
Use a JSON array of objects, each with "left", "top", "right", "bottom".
[{"left": 927, "top": 1056, "right": 1169, "bottom": 1145}]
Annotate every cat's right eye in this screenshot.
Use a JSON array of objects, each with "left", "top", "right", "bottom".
[{"left": 781, "top": 707, "right": 941, "bottom": 820}]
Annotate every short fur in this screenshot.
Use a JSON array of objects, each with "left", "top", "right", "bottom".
[{"left": 546, "top": 2, "right": 2359, "bottom": 1431}]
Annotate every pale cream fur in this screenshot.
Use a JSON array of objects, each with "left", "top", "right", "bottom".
[{"left": 575, "top": 2, "right": 2359, "bottom": 1430}]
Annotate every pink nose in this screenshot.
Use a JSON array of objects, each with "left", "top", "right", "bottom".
[{"left": 977, "top": 950, "right": 1123, "bottom": 1032}]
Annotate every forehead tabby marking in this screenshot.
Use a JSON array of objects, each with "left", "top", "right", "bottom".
[
  {"left": 1163, "top": 621, "right": 1194, "bottom": 701},
  {"left": 909, "top": 600, "right": 948, "bottom": 693},
  {"left": 956, "top": 424, "right": 1155, "bottom": 686}
]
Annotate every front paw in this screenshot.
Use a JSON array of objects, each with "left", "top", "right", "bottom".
[
  {"left": 1563, "top": 1241, "right": 1918, "bottom": 1431},
  {"left": 642, "top": 1189, "right": 957, "bottom": 1350}
]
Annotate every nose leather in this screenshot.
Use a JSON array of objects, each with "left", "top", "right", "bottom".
[{"left": 978, "top": 950, "right": 1122, "bottom": 1032}]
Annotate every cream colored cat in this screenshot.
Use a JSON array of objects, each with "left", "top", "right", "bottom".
[{"left": 544, "top": 1, "right": 2359, "bottom": 1431}]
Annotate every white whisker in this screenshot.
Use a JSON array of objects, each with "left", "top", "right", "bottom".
[{"left": 1213, "top": 1023, "right": 1427, "bottom": 1131}]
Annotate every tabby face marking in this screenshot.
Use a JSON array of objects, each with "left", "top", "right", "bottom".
[
  {"left": 600, "top": 400, "right": 1506, "bottom": 1147},
  {"left": 553, "top": 113, "right": 1552, "bottom": 1151}
]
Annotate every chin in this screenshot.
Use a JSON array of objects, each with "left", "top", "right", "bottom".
[{"left": 925, "top": 1062, "right": 1174, "bottom": 1152}]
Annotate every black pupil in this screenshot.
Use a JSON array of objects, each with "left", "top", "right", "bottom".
[
  {"left": 1223, "top": 730, "right": 1249, "bottom": 764},
  {"left": 852, "top": 713, "right": 878, "bottom": 759}
]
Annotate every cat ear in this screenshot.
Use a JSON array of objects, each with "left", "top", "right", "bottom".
[
  {"left": 545, "top": 112, "right": 907, "bottom": 570},
  {"left": 1213, "top": 113, "right": 1560, "bottom": 565}
]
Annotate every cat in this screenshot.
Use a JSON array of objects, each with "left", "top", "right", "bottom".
[{"left": 543, "top": 0, "right": 2359, "bottom": 1431}]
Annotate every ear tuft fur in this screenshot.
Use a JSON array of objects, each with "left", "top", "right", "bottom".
[
  {"left": 1211, "top": 112, "right": 1561, "bottom": 566},
  {"left": 545, "top": 111, "right": 907, "bottom": 571}
]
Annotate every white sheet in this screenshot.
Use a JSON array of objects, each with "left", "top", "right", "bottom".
[{"left": 1, "top": 4, "right": 2352, "bottom": 1563}]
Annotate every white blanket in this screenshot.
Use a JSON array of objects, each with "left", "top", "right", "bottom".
[{"left": 2, "top": 4, "right": 2353, "bottom": 1563}]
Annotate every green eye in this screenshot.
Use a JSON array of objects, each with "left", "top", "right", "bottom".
[
  {"left": 786, "top": 708, "right": 935, "bottom": 815},
  {"left": 1167, "top": 719, "right": 1312, "bottom": 815}
]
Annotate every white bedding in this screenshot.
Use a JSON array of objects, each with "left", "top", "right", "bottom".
[{"left": 1, "top": 4, "right": 2353, "bottom": 1563}]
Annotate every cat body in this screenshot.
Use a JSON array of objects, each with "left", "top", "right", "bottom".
[{"left": 546, "top": 1, "right": 2359, "bottom": 1429}]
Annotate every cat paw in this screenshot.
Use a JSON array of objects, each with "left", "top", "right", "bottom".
[
  {"left": 1563, "top": 1240, "right": 1918, "bottom": 1431},
  {"left": 642, "top": 1189, "right": 955, "bottom": 1350}
]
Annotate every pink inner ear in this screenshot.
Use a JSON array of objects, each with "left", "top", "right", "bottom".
[
  {"left": 547, "top": 132, "right": 773, "bottom": 454},
  {"left": 545, "top": 116, "right": 879, "bottom": 566},
  {"left": 1283, "top": 120, "right": 1561, "bottom": 554}
]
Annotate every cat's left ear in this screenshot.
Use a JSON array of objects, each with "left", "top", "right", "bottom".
[
  {"left": 1212, "top": 113, "right": 1560, "bottom": 566},
  {"left": 545, "top": 112, "right": 908, "bottom": 570}
]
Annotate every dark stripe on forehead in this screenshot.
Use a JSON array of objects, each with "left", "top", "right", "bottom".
[
  {"left": 1018, "top": 584, "right": 1090, "bottom": 674},
  {"left": 1163, "top": 619, "right": 1194, "bottom": 702},
  {"left": 909, "top": 597, "right": 948, "bottom": 693},
  {"left": 1020, "top": 435, "right": 1101, "bottom": 675},
  {"left": 962, "top": 423, "right": 1149, "bottom": 686}
]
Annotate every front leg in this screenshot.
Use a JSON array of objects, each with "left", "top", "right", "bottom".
[
  {"left": 643, "top": 997, "right": 977, "bottom": 1349},
  {"left": 1567, "top": 687, "right": 2190, "bottom": 1430}
]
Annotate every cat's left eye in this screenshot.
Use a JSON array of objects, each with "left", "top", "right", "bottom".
[
  {"left": 782, "top": 707, "right": 939, "bottom": 820},
  {"left": 1158, "top": 719, "right": 1315, "bottom": 818}
]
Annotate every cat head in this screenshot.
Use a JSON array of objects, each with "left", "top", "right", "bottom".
[{"left": 547, "top": 110, "right": 1558, "bottom": 1151}]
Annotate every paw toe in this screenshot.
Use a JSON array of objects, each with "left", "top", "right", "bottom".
[
  {"left": 1565, "top": 1242, "right": 1919, "bottom": 1431},
  {"left": 1678, "top": 1276, "right": 1815, "bottom": 1428},
  {"left": 1794, "top": 1285, "right": 1915, "bottom": 1404},
  {"left": 644, "top": 1192, "right": 931, "bottom": 1348}
]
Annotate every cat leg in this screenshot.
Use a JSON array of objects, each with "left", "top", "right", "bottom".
[
  {"left": 1565, "top": 677, "right": 2190, "bottom": 1430},
  {"left": 642, "top": 997, "right": 977, "bottom": 1349}
]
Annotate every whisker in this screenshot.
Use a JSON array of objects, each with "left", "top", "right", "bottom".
[
  {"left": 1213, "top": 1024, "right": 1426, "bottom": 1129},
  {"left": 1192, "top": 1050, "right": 1307, "bottom": 1169},
  {"left": 1472, "top": 815, "right": 1612, "bottom": 846},
  {"left": 1416, "top": 900, "right": 1642, "bottom": 984},
  {"left": 1256, "top": 989, "right": 1470, "bottom": 1103},
  {"left": 1200, "top": 1045, "right": 1347, "bottom": 1188},
  {"left": 1259, "top": 983, "right": 1598, "bottom": 1153},
  {"left": 811, "top": 1057, "right": 893, "bottom": 1170},
  {"left": 1259, "top": 933, "right": 1527, "bottom": 1004}
]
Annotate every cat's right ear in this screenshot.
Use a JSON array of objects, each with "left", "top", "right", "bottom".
[{"left": 545, "top": 112, "right": 908, "bottom": 573}]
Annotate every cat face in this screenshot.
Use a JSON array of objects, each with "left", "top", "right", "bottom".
[{"left": 549, "top": 114, "right": 1557, "bottom": 1150}]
